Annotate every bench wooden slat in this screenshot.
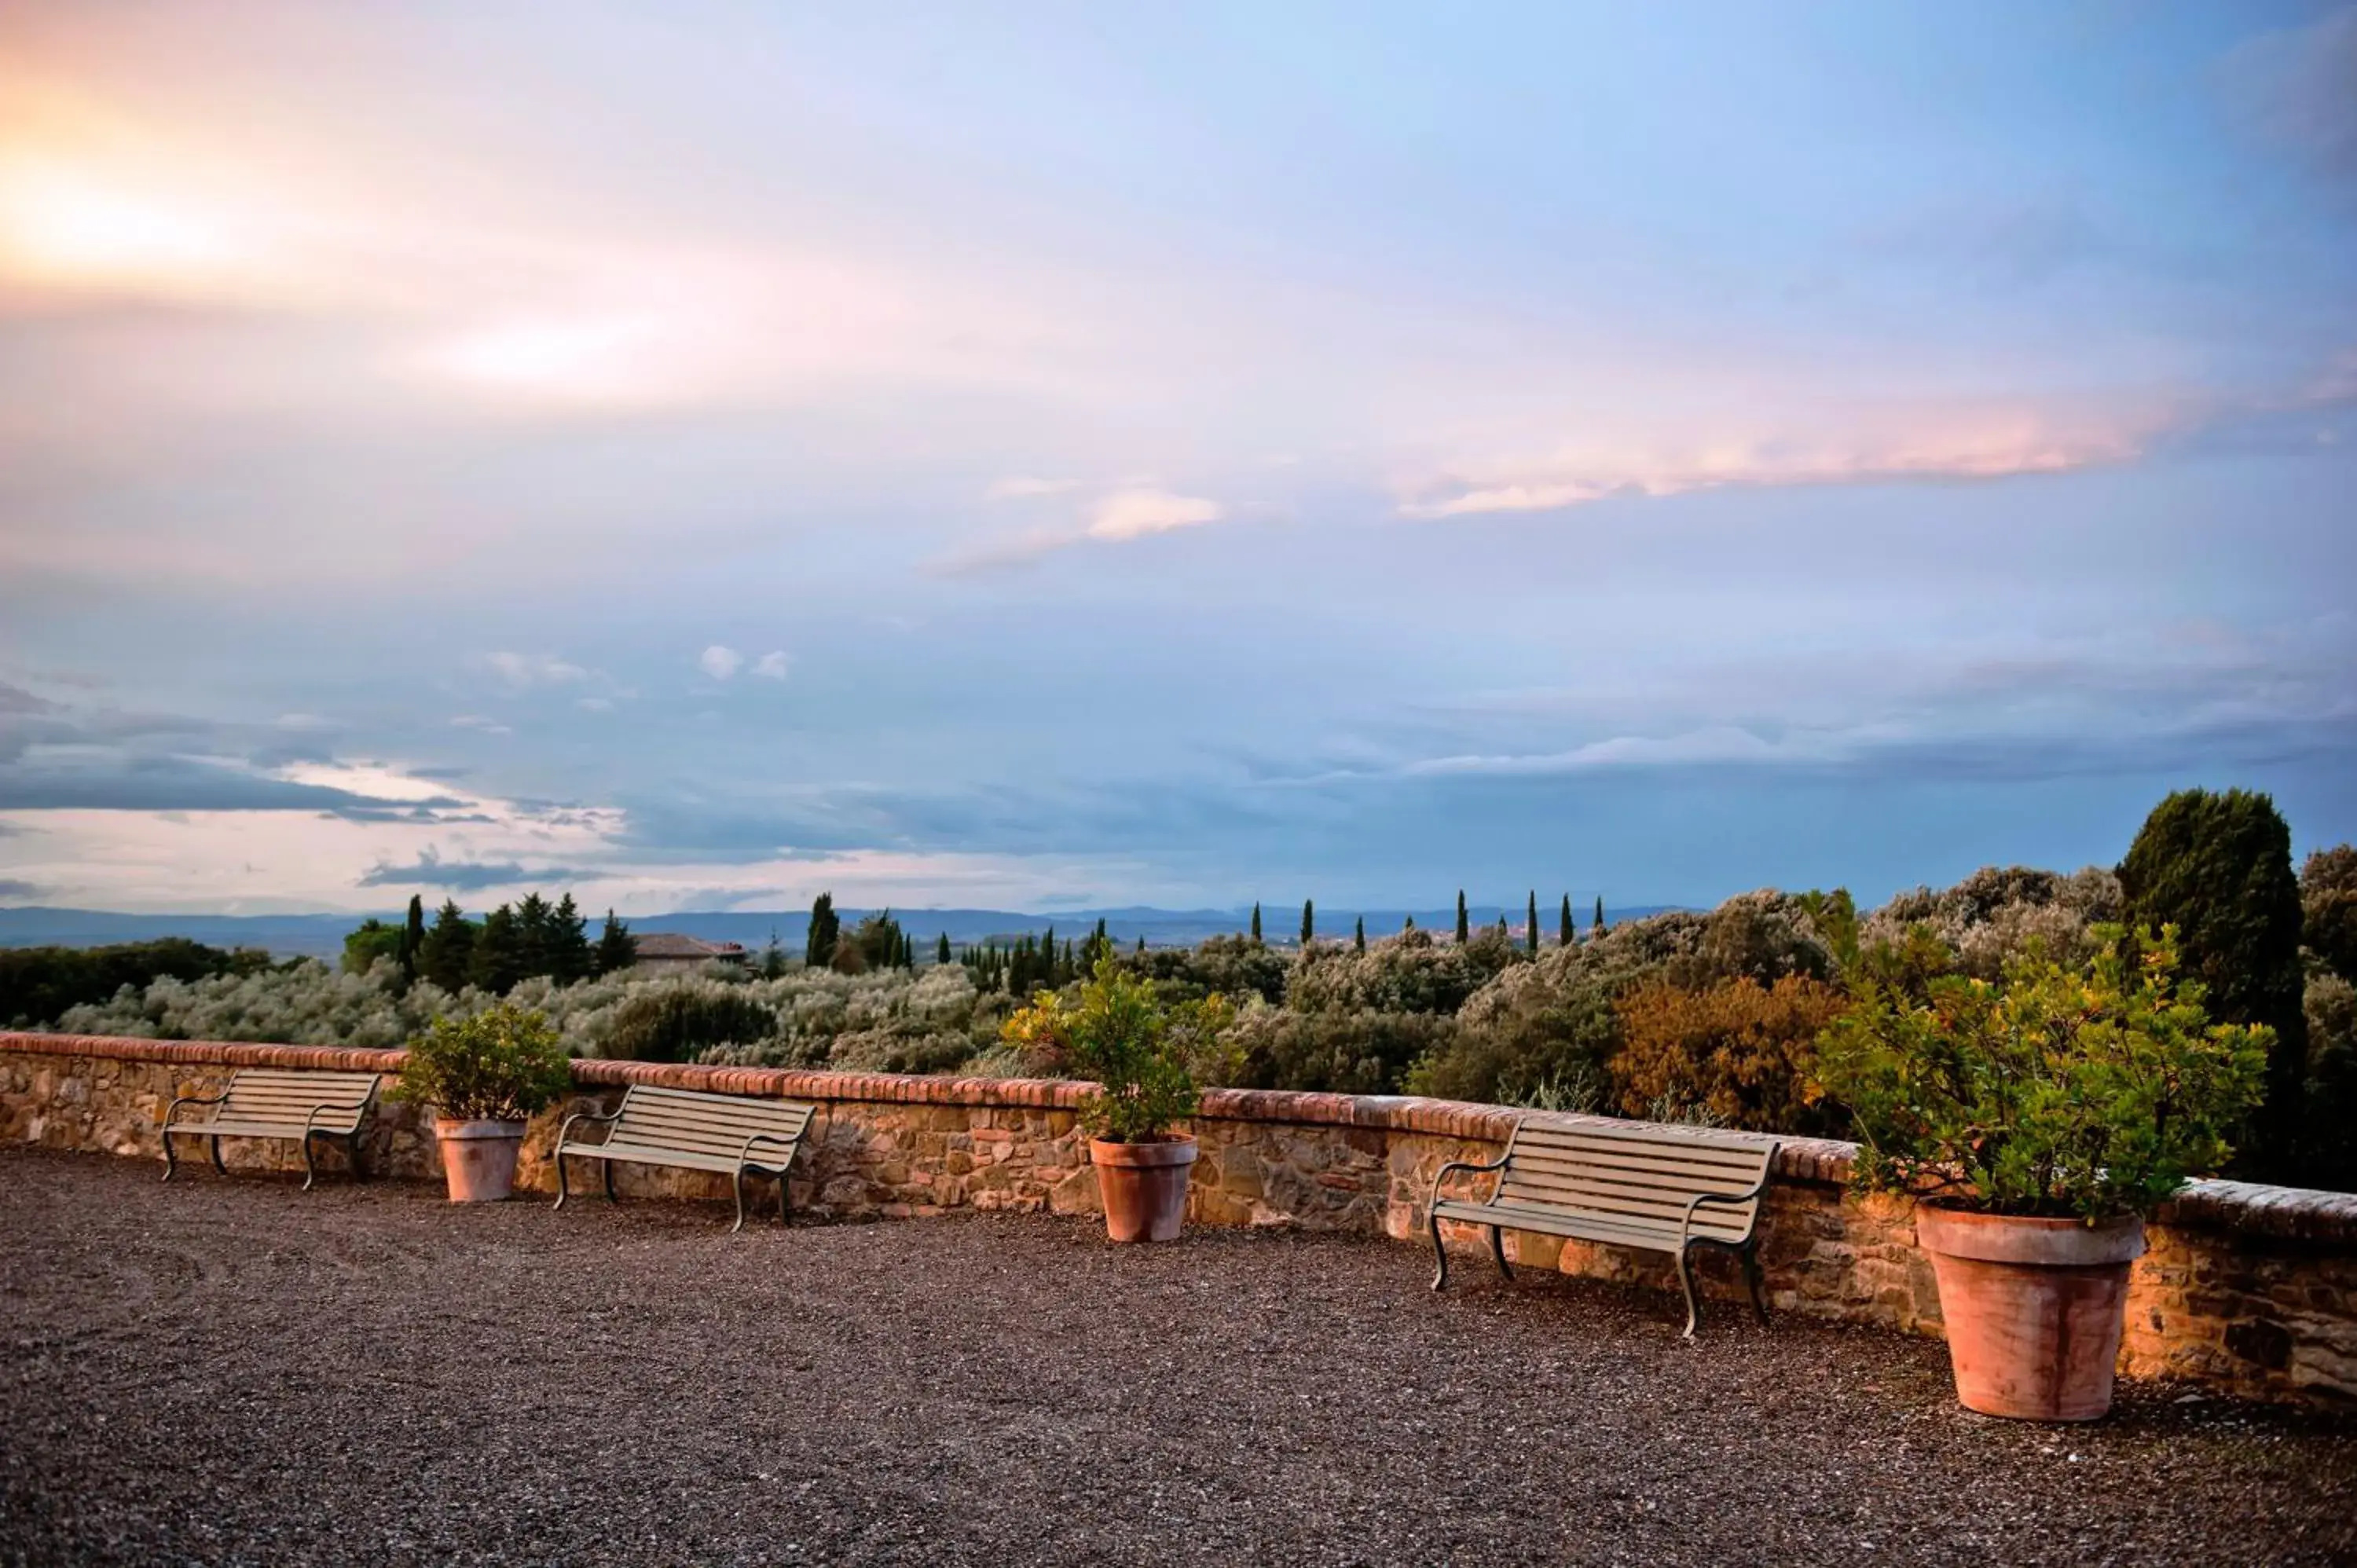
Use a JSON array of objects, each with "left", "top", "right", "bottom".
[
  {"left": 618, "top": 1101, "right": 811, "bottom": 1135},
  {"left": 1503, "top": 1152, "right": 1769, "bottom": 1197},
  {"left": 1495, "top": 1174, "right": 1758, "bottom": 1225}
]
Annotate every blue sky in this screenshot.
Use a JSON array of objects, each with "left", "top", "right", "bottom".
[{"left": 2, "top": 2, "right": 2352, "bottom": 914}]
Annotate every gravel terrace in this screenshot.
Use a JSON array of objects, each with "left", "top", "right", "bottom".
[{"left": 2, "top": 1146, "right": 2352, "bottom": 1567}]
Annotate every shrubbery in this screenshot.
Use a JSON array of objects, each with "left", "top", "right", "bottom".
[
  {"left": 2, "top": 939, "right": 273, "bottom": 1030},
  {"left": 1611, "top": 974, "right": 1848, "bottom": 1136}
]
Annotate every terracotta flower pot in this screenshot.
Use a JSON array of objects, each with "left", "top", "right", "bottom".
[
  {"left": 434, "top": 1118, "right": 527, "bottom": 1203},
  {"left": 1915, "top": 1206, "right": 2146, "bottom": 1422},
  {"left": 1091, "top": 1134, "right": 1198, "bottom": 1243}
]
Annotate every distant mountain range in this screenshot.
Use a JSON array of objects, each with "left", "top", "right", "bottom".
[{"left": 0, "top": 903, "right": 1684, "bottom": 960}]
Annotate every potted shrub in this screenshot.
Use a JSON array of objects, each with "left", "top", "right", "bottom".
[
  {"left": 1003, "top": 958, "right": 1236, "bottom": 1243},
  {"left": 1816, "top": 925, "right": 2267, "bottom": 1420},
  {"left": 398, "top": 1002, "right": 574, "bottom": 1203}
]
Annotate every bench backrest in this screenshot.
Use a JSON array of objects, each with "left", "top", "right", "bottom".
[
  {"left": 610, "top": 1085, "right": 814, "bottom": 1159},
  {"left": 1499, "top": 1119, "right": 1778, "bottom": 1244},
  {"left": 221, "top": 1068, "right": 382, "bottom": 1133}
]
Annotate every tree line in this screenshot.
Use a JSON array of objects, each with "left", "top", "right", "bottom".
[{"left": 344, "top": 894, "right": 637, "bottom": 992}]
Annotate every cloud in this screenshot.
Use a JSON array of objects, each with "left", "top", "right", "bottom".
[
  {"left": 485, "top": 651, "right": 588, "bottom": 690},
  {"left": 928, "top": 487, "right": 1229, "bottom": 573},
  {"left": 0, "top": 752, "right": 463, "bottom": 814},
  {"left": 576, "top": 696, "right": 616, "bottom": 713},
  {"left": 986, "top": 476, "right": 1080, "bottom": 500},
  {"left": 699, "top": 645, "right": 744, "bottom": 680},
  {"left": 1398, "top": 408, "right": 2161, "bottom": 518},
  {"left": 356, "top": 848, "right": 589, "bottom": 892},
  {"left": 751, "top": 651, "right": 790, "bottom": 681},
  {"left": 449, "top": 714, "right": 513, "bottom": 736},
  {"left": 0, "top": 683, "right": 60, "bottom": 716},
  {"left": 2220, "top": 7, "right": 2357, "bottom": 188},
  {"left": 0, "top": 878, "right": 44, "bottom": 900}
]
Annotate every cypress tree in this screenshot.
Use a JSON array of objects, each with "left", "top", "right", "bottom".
[
  {"left": 1455, "top": 890, "right": 1469, "bottom": 945},
  {"left": 937, "top": 932, "right": 952, "bottom": 965},
  {"left": 420, "top": 899, "right": 476, "bottom": 991},
  {"left": 1300, "top": 899, "right": 1314, "bottom": 946},
  {"left": 399, "top": 894, "right": 427, "bottom": 980},
  {"left": 805, "top": 892, "right": 840, "bottom": 969},
  {"left": 761, "top": 928, "right": 788, "bottom": 980},
  {"left": 1135, "top": 936, "right": 1146, "bottom": 954},
  {"left": 1560, "top": 894, "right": 1574, "bottom": 947},
  {"left": 1250, "top": 903, "right": 1263, "bottom": 943},
  {"left": 1354, "top": 915, "right": 1365, "bottom": 952},
  {"left": 1526, "top": 891, "right": 1538, "bottom": 954},
  {"left": 595, "top": 909, "right": 637, "bottom": 975},
  {"left": 514, "top": 892, "right": 555, "bottom": 980},
  {"left": 1403, "top": 913, "right": 1416, "bottom": 932},
  {"left": 1593, "top": 896, "right": 1606, "bottom": 936}
]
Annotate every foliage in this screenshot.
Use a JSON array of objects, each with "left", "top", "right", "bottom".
[
  {"left": 1864, "top": 865, "right": 2121, "bottom": 980},
  {"left": 1001, "top": 959, "right": 1236, "bottom": 1141},
  {"left": 342, "top": 919, "right": 405, "bottom": 976},
  {"left": 2297, "top": 974, "right": 2357, "bottom": 1191},
  {"left": 605, "top": 985, "right": 779, "bottom": 1064},
  {"left": 1815, "top": 926, "right": 2268, "bottom": 1219},
  {"left": 1612, "top": 974, "right": 1849, "bottom": 1135},
  {"left": 2119, "top": 789, "right": 2308, "bottom": 1172},
  {"left": 2304, "top": 845, "right": 2357, "bottom": 984},
  {"left": 1, "top": 938, "right": 273, "bottom": 1029},
  {"left": 1224, "top": 1006, "right": 1454, "bottom": 1095},
  {"left": 419, "top": 900, "right": 476, "bottom": 991},
  {"left": 1120, "top": 934, "right": 1290, "bottom": 1006},
  {"left": 394, "top": 1002, "right": 574, "bottom": 1123},
  {"left": 806, "top": 892, "right": 841, "bottom": 969},
  {"left": 1288, "top": 925, "right": 1520, "bottom": 1018}
]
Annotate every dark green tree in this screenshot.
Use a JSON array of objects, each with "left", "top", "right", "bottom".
[
  {"left": 1560, "top": 894, "right": 1574, "bottom": 947},
  {"left": 1593, "top": 896, "right": 1606, "bottom": 936},
  {"left": 399, "top": 895, "right": 427, "bottom": 980},
  {"left": 1354, "top": 915, "right": 1365, "bottom": 952},
  {"left": 513, "top": 892, "right": 555, "bottom": 981},
  {"left": 419, "top": 900, "right": 476, "bottom": 990},
  {"left": 1455, "top": 890, "right": 1469, "bottom": 945},
  {"left": 467, "top": 904, "right": 527, "bottom": 994},
  {"left": 2304, "top": 845, "right": 2357, "bottom": 982},
  {"left": 806, "top": 892, "right": 840, "bottom": 969},
  {"left": 2119, "top": 788, "right": 2308, "bottom": 1173},
  {"left": 937, "top": 931, "right": 953, "bottom": 965},
  {"left": 1300, "top": 899, "right": 1314, "bottom": 946},
  {"left": 1526, "top": 891, "right": 1539, "bottom": 954},
  {"left": 1250, "top": 903, "right": 1263, "bottom": 943},
  {"left": 594, "top": 908, "right": 636, "bottom": 975},
  {"left": 548, "top": 894, "right": 592, "bottom": 984},
  {"left": 760, "top": 928, "right": 788, "bottom": 980}
]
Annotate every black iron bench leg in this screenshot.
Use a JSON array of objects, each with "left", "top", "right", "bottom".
[
  {"left": 603, "top": 1160, "right": 618, "bottom": 1203},
  {"left": 1677, "top": 1244, "right": 1703, "bottom": 1339},
  {"left": 299, "top": 1132, "right": 319, "bottom": 1192},
  {"left": 209, "top": 1134, "right": 227, "bottom": 1176},
  {"left": 552, "top": 1149, "right": 571, "bottom": 1211},
  {"left": 730, "top": 1166, "right": 749, "bottom": 1235},
  {"left": 777, "top": 1169, "right": 790, "bottom": 1226},
  {"left": 161, "top": 1129, "right": 178, "bottom": 1183},
  {"left": 1489, "top": 1225, "right": 1512, "bottom": 1283},
  {"left": 346, "top": 1133, "right": 367, "bottom": 1183},
  {"left": 1743, "top": 1245, "right": 1768, "bottom": 1325},
  {"left": 1428, "top": 1209, "right": 1450, "bottom": 1291}
]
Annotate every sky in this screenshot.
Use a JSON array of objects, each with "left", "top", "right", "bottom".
[{"left": 1, "top": 2, "right": 2353, "bottom": 918}]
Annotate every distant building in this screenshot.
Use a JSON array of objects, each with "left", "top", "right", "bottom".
[{"left": 629, "top": 932, "right": 750, "bottom": 975}]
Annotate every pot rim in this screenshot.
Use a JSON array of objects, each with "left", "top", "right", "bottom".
[
  {"left": 1090, "top": 1133, "right": 1199, "bottom": 1169},
  {"left": 1915, "top": 1203, "right": 2146, "bottom": 1267},
  {"left": 434, "top": 1116, "right": 528, "bottom": 1139}
]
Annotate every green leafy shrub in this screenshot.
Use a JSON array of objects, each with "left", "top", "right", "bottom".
[
  {"left": 605, "top": 985, "right": 778, "bottom": 1062},
  {"left": 396, "top": 1002, "right": 574, "bottom": 1123},
  {"left": 2298, "top": 974, "right": 2357, "bottom": 1191},
  {"left": 1003, "top": 959, "right": 1236, "bottom": 1141},
  {"left": 1816, "top": 926, "right": 2268, "bottom": 1219},
  {"left": 1611, "top": 974, "right": 1849, "bottom": 1135},
  {"left": 1, "top": 939, "right": 270, "bottom": 1029},
  {"left": 1287, "top": 925, "right": 1521, "bottom": 1017}
]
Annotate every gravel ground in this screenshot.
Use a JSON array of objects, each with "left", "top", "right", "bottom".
[{"left": 2, "top": 1147, "right": 2352, "bottom": 1567}]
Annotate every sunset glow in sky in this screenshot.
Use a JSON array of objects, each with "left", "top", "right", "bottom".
[{"left": 2, "top": 2, "right": 2353, "bottom": 914}]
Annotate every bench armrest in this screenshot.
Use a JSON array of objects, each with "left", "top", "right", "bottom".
[
  {"left": 1675, "top": 1167, "right": 1776, "bottom": 1248},
  {"left": 163, "top": 1093, "right": 224, "bottom": 1126},
  {"left": 735, "top": 1130, "right": 798, "bottom": 1169},
  {"left": 1426, "top": 1154, "right": 1510, "bottom": 1217},
  {"left": 554, "top": 1106, "right": 622, "bottom": 1151}
]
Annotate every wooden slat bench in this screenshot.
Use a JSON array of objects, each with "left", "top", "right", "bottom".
[
  {"left": 552, "top": 1084, "right": 816, "bottom": 1233},
  {"left": 1428, "top": 1117, "right": 1780, "bottom": 1336},
  {"left": 160, "top": 1068, "right": 383, "bottom": 1189}
]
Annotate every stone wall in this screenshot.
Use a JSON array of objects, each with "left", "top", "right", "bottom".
[{"left": 4, "top": 1031, "right": 2352, "bottom": 1408}]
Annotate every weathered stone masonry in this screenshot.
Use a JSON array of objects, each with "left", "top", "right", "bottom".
[{"left": 5, "top": 1031, "right": 2352, "bottom": 1408}]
